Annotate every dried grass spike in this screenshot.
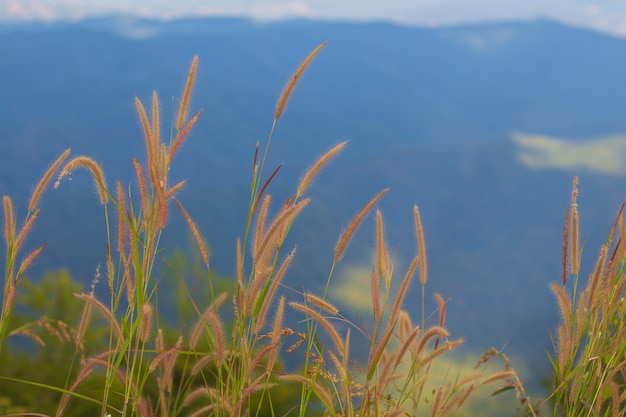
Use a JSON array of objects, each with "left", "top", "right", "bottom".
[
  {"left": 55, "top": 156, "right": 108, "bottom": 204},
  {"left": 3, "top": 195, "right": 14, "bottom": 248},
  {"left": 140, "top": 303, "right": 153, "bottom": 343},
  {"left": 305, "top": 293, "right": 339, "bottom": 315},
  {"left": 571, "top": 177, "right": 580, "bottom": 275},
  {"left": 28, "top": 148, "right": 71, "bottom": 212},
  {"left": 289, "top": 301, "right": 344, "bottom": 353},
  {"left": 296, "top": 141, "right": 346, "bottom": 198},
  {"left": 174, "top": 199, "right": 209, "bottom": 268},
  {"left": 562, "top": 203, "right": 570, "bottom": 285},
  {"left": 151, "top": 90, "right": 160, "bottom": 150},
  {"left": 275, "top": 41, "right": 327, "bottom": 120},
  {"left": 16, "top": 243, "right": 47, "bottom": 277},
  {"left": 414, "top": 205, "right": 427, "bottom": 285},
  {"left": 335, "top": 188, "right": 388, "bottom": 263},
  {"left": 13, "top": 208, "right": 40, "bottom": 254},
  {"left": 169, "top": 111, "right": 201, "bottom": 162},
  {"left": 177, "top": 55, "right": 199, "bottom": 130}
]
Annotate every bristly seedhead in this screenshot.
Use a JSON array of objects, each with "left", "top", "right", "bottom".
[
  {"left": 28, "top": 148, "right": 71, "bottom": 213},
  {"left": 54, "top": 156, "right": 108, "bottom": 204},
  {"left": 296, "top": 141, "right": 347, "bottom": 199},
  {"left": 3, "top": 195, "right": 14, "bottom": 249},
  {"left": 570, "top": 176, "right": 580, "bottom": 276},
  {"left": 177, "top": 55, "right": 199, "bottom": 131},
  {"left": 275, "top": 41, "right": 327, "bottom": 120}
]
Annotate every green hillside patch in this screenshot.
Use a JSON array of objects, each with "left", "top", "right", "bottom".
[{"left": 513, "top": 132, "right": 626, "bottom": 174}]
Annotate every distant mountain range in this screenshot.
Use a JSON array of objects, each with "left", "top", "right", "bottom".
[{"left": 2, "top": 15, "right": 626, "bottom": 386}]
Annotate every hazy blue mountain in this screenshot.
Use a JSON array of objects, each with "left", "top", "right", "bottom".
[{"left": 2, "top": 16, "right": 626, "bottom": 385}]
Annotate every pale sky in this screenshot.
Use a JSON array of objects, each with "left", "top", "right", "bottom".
[{"left": 2, "top": 0, "right": 626, "bottom": 38}]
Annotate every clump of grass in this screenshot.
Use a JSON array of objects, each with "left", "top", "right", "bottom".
[
  {"left": 4, "top": 40, "right": 626, "bottom": 417},
  {"left": 545, "top": 176, "right": 626, "bottom": 417}
]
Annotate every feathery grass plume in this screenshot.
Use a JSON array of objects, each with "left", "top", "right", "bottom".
[
  {"left": 434, "top": 293, "right": 446, "bottom": 327},
  {"left": 151, "top": 90, "right": 160, "bottom": 148},
  {"left": 16, "top": 243, "right": 47, "bottom": 277},
  {"left": 392, "top": 325, "right": 421, "bottom": 369},
  {"left": 166, "top": 179, "right": 185, "bottom": 199},
  {"left": 586, "top": 245, "right": 608, "bottom": 311},
  {"left": 174, "top": 199, "right": 209, "bottom": 268},
  {"left": 158, "top": 336, "right": 182, "bottom": 394},
  {"left": 2, "top": 195, "right": 14, "bottom": 248},
  {"left": 431, "top": 386, "right": 446, "bottom": 417},
  {"left": 275, "top": 41, "right": 327, "bottom": 120},
  {"left": 414, "top": 205, "right": 427, "bottom": 286},
  {"left": 169, "top": 110, "right": 201, "bottom": 162},
  {"left": 28, "top": 148, "right": 71, "bottom": 212},
  {"left": 419, "top": 339, "right": 463, "bottom": 367},
  {"left": 1, "top": 280, "right": 16, "bottom": 323},
  {"left": 135, "top": 97, "right": 155, "bottom": 158},
  {"left": 562, "top": 203, "right": 570, "bottom": 285},
  {"left": 255, "top": 247, "right": 296, "bottom": 334},
  {"left": 75, "top": 293, "right": 122, "bottom": 341},
  {"left": 296, "top": 141, "right": 347, "bottom": 199},
  {"left": 327, "top": 348, "right": 350, "bottom": 404},
  {"left": 266, "top": 295, "right": 286, "bottom": 372},
  {"left": 207, "top": 310, "right": 225, "bottom": 367},
  {"left": 305, "top": 292, "right": 339, "bottom": 315},
  {"left": 370, "top": 269, "right": 381, "bottom": 322},
  {"left": 191, "top": 354, "right": 216, "bottom": 376},
  {"left": 75, "top": 299, "right": 93, "bottom": 352},
  {"left": 55, "top": 156, "right": 108, "bottom": 204},
  {"left": 480, "top": 371, "right": 517, "bottom": 385},
  {"left": 13, "top": 208, "right": 40, "bottom": 255},
  {"left": 551, "top": 283, "right": 572, "bottom": 333},
  {"left": 148, "top": 338, "right": 183, "bottom": 373},
  {"left": 279, "top": 374, "right": 336, "bottom": 414},
  {"left": 570, "top": 176, "right": 580, "bottom": 275},
  {"left": 290, "top": 301, "right": 344, "bottom": 354},
  {"left": 255, "top": 198, "right": 309, "bottom": 266},
  {"left": 190, "top": 292, "right": 227, "bottom": 349},
  {"left": 367, "top": 323, "right": 395, "bottom": 381},
  {"left": 416, "top": 326, "right": 449, "bottom": 356},
  {"left": 176, "top": 55, "right": 198, "bottom": 131},
  {"left": 388, "top": 255, "right": 419, "bottom": 328},
  {"left": 253, "top": 194, "right": 271, "bottom": 260},
  {"left": 335, "top": 188, "right": 389, "bottom": 263},
  {"left": 375, "top": 209, "right": 385, "bottom": 279},
  {"left": 140, "top": 303, "right": 153, "bottom": 344},
  {"left": 115, "top": 180, "right": 127, "bottom": 253},
  {"left": 132, "top": 158, "right": 150, "bottom": 222}
]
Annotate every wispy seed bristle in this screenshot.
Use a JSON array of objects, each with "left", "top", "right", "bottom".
[
  {"left": 177, "top": 55, "right": 199, "bottom": 131},
  {"left": 335, "top": 189, "right": 388, "bottom": 263},
  {"left": 414, "top": 205, "right": 427, "bottom": 286},
  {"left": 132, "top": 158, "right": 150, "bottom": 224},
  {"left": 305, "top": 293, "right": 339, "bottom": 315},
  {"left": 116, "top": 180, "right": 127, "bottom": 254},
  {"left": 55, "top": 156, "right": 108, "bottom": 204},
  {"left": 169, "top": 110, "right": 201, "bottom": 162},
  {"left": 3, "top": 195, "right": 14, "bottom": 248},
  {"left": 275, "top": 41, "right": 327, "bottom": 120},
  {"left": 289, "top": 301, "right": 344, "bottom": 354},
  {"left": 570, "top": 176, "right": 580, "bottom": 275},
  {"left": 174, "top": 199, "right": 209, "bottom": 268},
  {"left": 16, "top": 243, "right": 47, "bottom": 277},
  {"left": 140, "top": 303, "right": 153, "bottom": 343},
  {"left": 14, "top": 208, "right": 40, "bottom": 255},
  {"left": 296, "top": 141, "right": 346, "bottom": 198},
  {"left": 562, "top": 203, "right": 570, "bottom": 285},
  {"left": 28, "top": 148, "right": 71, "bottom": 213}
]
